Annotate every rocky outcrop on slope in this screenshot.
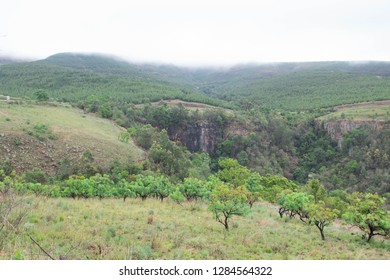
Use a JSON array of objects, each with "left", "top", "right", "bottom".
[{"left": 318, "top": 119, "right": 389, "bottom": 147}]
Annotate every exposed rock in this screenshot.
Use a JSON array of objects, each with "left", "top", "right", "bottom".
[
  {"left": 168, "top": 121, "right": 224, "bottom": 153},
  {"left": 317, "top": 119, "right": 389, "bottom": 147}
]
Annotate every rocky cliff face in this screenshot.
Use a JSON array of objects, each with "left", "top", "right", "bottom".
[
  {"left": 168, "top": 122, "right": 224, "bottom": 153},
  {"left": 318, "top": 119, "right": 389, "bottom": 147}
]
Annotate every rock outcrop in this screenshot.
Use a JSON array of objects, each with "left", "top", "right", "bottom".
[
  {"left": 168, "top": 122, "right": 224, "bottom": 153},
  {"left": 318, "top": 119, "right": 389, "bottom": 147}
]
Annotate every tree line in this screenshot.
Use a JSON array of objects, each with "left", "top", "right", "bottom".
[{"left": 1, "top": 159, "right": 389, "bottom": 243}]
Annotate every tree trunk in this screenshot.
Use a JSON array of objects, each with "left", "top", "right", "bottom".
[
  {"left": 278, "top": 208, "right": 284, "bottom": 218},
  {"left": 320, "top": 229, "right": 325, "bottom": 241},
  {"left": 315, "top": 222, "right": 325, "bottom": 240},
  {"left": 367, "top": 225, "right": 374, "bottom": 242},
  {"left": 224, "top": 216, "right": 229, "bottom": 231}
]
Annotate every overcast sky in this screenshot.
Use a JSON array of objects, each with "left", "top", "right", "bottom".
[{"left": 1, "top": 0, "right": 390, "bottom": 66}]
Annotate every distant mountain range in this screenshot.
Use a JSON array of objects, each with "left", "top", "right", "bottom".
[{"left": 1, "top": 52, "right": 390, "bottom": 110}]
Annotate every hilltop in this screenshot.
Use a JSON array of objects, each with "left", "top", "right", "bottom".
[{"left": 1, "top": 53, "right": 390, "bottom": 111}]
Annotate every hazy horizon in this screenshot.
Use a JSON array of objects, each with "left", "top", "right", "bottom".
[
  {"left": 3, "top": 51, "right": 390, "bottom": 70},
  {"left": 1, "top": 0, "right": 390, "bottom": 67}
]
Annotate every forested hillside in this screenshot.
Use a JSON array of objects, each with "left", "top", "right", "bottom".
[
  {"left": 192, "top": 62, "right": 390, "bottom": 111},
  {"left": 0, "top": 53, "right": 226, "bottom": 107}
]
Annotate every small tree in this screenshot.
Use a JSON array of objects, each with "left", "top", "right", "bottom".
[
  {"left": 208, "top": 184, "right": 250, "bottom": 230},
  {"left": 63, "top": 175, "right": 92, "bottom": 199},
  {"left": 178, "top": 177, "right": 207, "bottom": 201},
  {"left": 307, "top": 201, "right": 339, "bottom": 240},
  {"left": 116, "top": 179, "right": 135, "bottom": 202},
  {"left": 244, "top": 173, "right": 264, "bottom": 208},
  {"left": 91, "top": 174, "right": 114, "bottom": 199},
  {"left": 303, "top": 179, "right": 327, "bottom": 203},
  {"left": 343, "top": 192, "right": 390, "bottom": 242},
  {"left": 277, "top": 192, "right": 311, "bottom": 222},
  {"left": 169, "top": 187, "right": 185, "bottom": 206},
  {"left": 132, "top": 175, "right": 154, "bottom": 200},
  {"left": 151, "top": 176, "right": 173, "bottom": 202}
]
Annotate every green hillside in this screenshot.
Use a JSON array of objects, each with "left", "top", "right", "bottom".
[
  {"left": 2, "top": 54, "right": 390, "bottom": 112},
  {"left": 0, "top": 53, "right": 225, "bottom": 107},
  {"left": 193, "top": 62, "right": 390, "bottom": 111},
  {"left": 0, "top": 102, "right": 144, "bottom": 175}
]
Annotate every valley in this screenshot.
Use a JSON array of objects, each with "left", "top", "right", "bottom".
[{"left": 1, "top": 53, "right": 389, "bottom": 260}]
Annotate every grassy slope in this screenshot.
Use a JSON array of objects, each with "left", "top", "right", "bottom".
[
  {"left": 319, "top": 101, "right": 390, "bottom": 122},
  {"left": 0, "top": 103, "right": 144, "bottom": 173},
  {"left": 3, "top": 196, "right": 389, "bottom": 260}
]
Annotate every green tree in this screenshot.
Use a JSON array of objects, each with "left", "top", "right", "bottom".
[
  {"left": 133, "top": 124, "right": 157, "bottom": 150},
  {"left": 91, "top": 174, "right": 114, "bottom": 199},
  {"left": 169, "top": 187, "right": 185, "bottom": 206},
  {"left": 277, "top": 192, "right": 311, "bottom": 222},
  {"left": 84, "top": 95, "right": 100, "bottom": 113},
  {"left": 116, "top": 179, "right": 135, "bottom": 202},
  {"left": 307, "top": 201, "right": 339, "bottom": 240},
  {"left": 343, "top": 192, "right": 390, "bottom": 242},
  {"left": 151, "top": 176, "right": 173, "bottom": 202},
  {"left": 261, "top": 175, "right": 298, "bottom": 203},
  {"left": 132, "top": 175, "right": 154, "bottom": 200},
  {"left": 148, "top": 131, "right": 192, "bottom": 181},
  {"left": 208, "top": 184, "right": 250, "bottom": 230},
  {"left": 99, "top": 103, "right": 113, "bottom": 118},
  {"left": 217, "top": 158, "right": 251, "bottom": 187},
  {"left": 244, "top": 173, "right": 264, "bottom": 208},
  {"left": 189, "top": 152, "right": 211, "bottom": 180},
  {"left": 303, "top": 179, "right": 327, "bottom": 203},
  {"left": 178, "top": 177, "right": 207, "bottom": 201},
  {"left": 34, "top": 90, "right": 49, "bottom": 102},
  {"left": 62, "top": 175, "right": 93, "bottom": 199}
]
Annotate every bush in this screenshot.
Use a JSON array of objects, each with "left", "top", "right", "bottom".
[{"left": 23, "top": 168, "right": 47, "bottom": 184}]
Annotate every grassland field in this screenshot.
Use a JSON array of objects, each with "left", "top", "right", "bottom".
[
  {"left": 2, "top": 196, "right": 389, "bottom": 260},
  {"left": 319, "top": 100, "right": 390, "bottom": 122}
]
